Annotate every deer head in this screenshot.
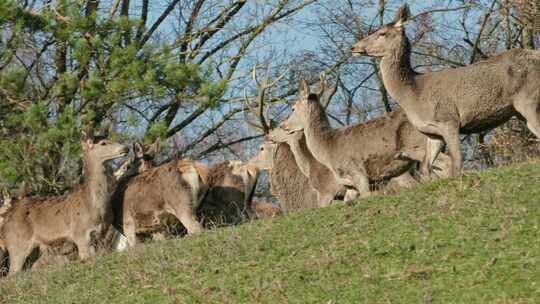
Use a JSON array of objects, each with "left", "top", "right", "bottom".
[
  {"left": 248, "top": 142, "right": 278, "bottom": 171},
  {"left": 113, "top": 140, "right": 159, "bottom": 179},
  {"left": 280, "top": 79, "right": 320, "bottom": 133},
  {"left": 81, "top": 130, "right": 128, "bottom": 165},
  {"left": 351, "top": 4, "right": 410, "bottom": 57},
  {"left": 266, "top": 126, "right": 303, "bottom": 144}
]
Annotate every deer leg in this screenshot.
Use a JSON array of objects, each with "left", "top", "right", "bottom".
[
  {"left": 514, "top": 95, "right": 540, "bottom": 138},
  {"left": 440, "top": 128, "right": 462, "bottom": 176},
  {"left": 75, "top": 232, "right": 96, "bottom": 261},
  {"left": 343, "top": 189, "right": 359, "bottom": 202},
  {"left": 8, "top": 242, "right": 35, "bottom": 275},
  {"left": 417, "top": 122, "right": 462, "bottom": 176},
  {"left": 9, "top": 254, "right": 26, "bottom": 275},
  {"left": 317, "top": 192, "right": 334, "bottom": 208},
  {"left": 348, "top": 159, "right": 371, "bottom": 198},
  {"left": 176, "top": 210, "right": 203, "bottom": 235},
  {"left": 123, "top": 213, "right": 137, "bottom": 247},
  {"left": 421, "top": 137, "right": 445, "bottom": 178}
]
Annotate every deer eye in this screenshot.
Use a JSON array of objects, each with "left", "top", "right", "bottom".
[
  {"left": 100, "top": 141, "right": 107, "bottom": 146},
  {"left": 379, "top": 32, "right": 386, "bottom": 37}
]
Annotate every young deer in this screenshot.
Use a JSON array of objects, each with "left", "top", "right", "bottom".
[
  {"left": 0, "top": 131, "right": 128, "bottom": 274},
  {"left": 266, "top": 128, "right": 345, "bottom": 207},
  {"left": 352, "top": 4, "right": 540, "bottom": 176},
  {"left": 248, "top": 141, "right": 320, "bottom": 211},
  {"left": 280, "top": 79, "right": 449, "bottom": 199},
  {"left": 112, "top": 150, "right": 208, "bottom": 248}
]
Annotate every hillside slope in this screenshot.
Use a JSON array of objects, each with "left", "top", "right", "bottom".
[{"left": 1, "top": 161, "right": 540, "bottom": 303}]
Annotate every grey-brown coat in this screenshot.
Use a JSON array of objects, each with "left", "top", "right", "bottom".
[
  {"left": 352, "top": 4, "right": 540, "bottom": 175},
  {"left": 0, "top": 132, "right": 128, "bottom": 274}
]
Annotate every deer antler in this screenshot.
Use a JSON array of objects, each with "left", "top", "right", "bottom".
[
  {"left": 243, "top": 65, "right": 285, "bottom": 134},
  {"left": 318, "top": 73, "right": 340, "bottom": 109}
]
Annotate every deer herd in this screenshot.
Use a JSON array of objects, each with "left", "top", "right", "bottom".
[{"left": 2, "top": 4, "right": 540, "bottom": 276}]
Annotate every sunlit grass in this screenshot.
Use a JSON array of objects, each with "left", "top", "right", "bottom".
[{"left": 1, "top": 160, "right": 540, "bottom": 303}]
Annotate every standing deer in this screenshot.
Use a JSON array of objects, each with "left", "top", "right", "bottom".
[
  {"left": 243, "top": 65, "right": 321, "bottom": 210},
  {"left": 280, "top": 78, "right": 451, "bottom": 199},
  {"left": 0, "top": 131, "right": 128, "bottom": 274},
  {"left": 114, "top": 141, "right": 261, "bottom": 240},
  {"left": 351, "top": 4, "right": 540, "bottom": 176},
  {"left": 112, "top": 155, "right": 208, "bottom": 247},
  {"left": 248, "top": 141, "right": 320, "bottom": 211},
  {"left": 266, "top": 128, "right": 345, "bottom": 207}
]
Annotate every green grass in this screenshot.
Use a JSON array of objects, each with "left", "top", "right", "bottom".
[{"left": 2, "top": 160, "right": 540, "bottom": 303}]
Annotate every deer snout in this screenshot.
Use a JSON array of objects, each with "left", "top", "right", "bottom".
[{"left": 350, "top": 44, "right": 366, "bottom": 56}]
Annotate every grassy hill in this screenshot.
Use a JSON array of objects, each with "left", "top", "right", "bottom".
[{"left": 1, "top": 160, "right": 540, "bottom": 303}]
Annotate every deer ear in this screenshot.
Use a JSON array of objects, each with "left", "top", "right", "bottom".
[
  {"left": 299, "top": 78, "right": 310, "bottom": 97},
  {"left": 80, "top": 130, "right": 94, "bottom": 149},
  {"left": 133, "top": 141, "right": 144, "bottom": 158},
  {"left": 81, "top": 130, "right": 88, "bottom": 141},
  {"left": 394, "top": 4, "right": 410, "bottom": 28},
  {"left": 150, "top": 140, "right": 160, "bottom": 155}
]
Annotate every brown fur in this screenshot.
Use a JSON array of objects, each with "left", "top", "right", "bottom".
[
  {"left": 267, "top": 128, "right": 345, "bottom": 207},
  {"left": 0, "top": 133, "right": 128, "bottom": 274},
  {"left": 249, "top": 142, "right": 320, "bottom": 211},
  {"left": 253, "top": 201, "right": 282, "bottom": 218},
  {"left": 112, "top": 159, "right": 207, "bottom": 247},
  {"left": 352, "top": 4, "right": 540, "bottom": 175},
  {"left": 198, "top": 160, "right": 260, "bottom": 227},
  {"left": 282, "top": 84, "right": 425, "bottom": 199}
]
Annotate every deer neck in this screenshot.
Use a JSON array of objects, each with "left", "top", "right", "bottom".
[
  {"left": 83, "top": 154, "right": 113, "bottom": 216},
  {"left": 302, "top": 104, "right": 333, "bottom": 160},
  {"left": 379, "top": 36, "right": 416, "bottom": 106},
  {"left": 287, "top": 137, "right": 315, "bottom": 179}
]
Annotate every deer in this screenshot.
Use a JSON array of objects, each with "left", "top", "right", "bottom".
[
  {"left": 266, "top": 128, "right": 346, "bottom": 207},
  {"left": 248, "top": 141, "right": 320, "bottom": 211},
  {"left": 111, "top": 148, "right": 209, "bottom": 248},
  {"left": 197, "top": 160, "right": 260, "bottom": 227},
  {"left": 115, "top": 140, "right": 261, "bottom": 237},
  {"left": 242, "top": 65, "right": 322, "bottom": 210},
  {"left": 0, "top": 130, "right": 128, "bottom": 274},
  {"left": 351, "top": 4, "right": 540, "bottom": 176},
  {"left": 280, "top": 77, "right": 452, "bottom": 199}
]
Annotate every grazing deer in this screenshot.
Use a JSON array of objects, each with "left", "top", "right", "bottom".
[
  {"left": 114, "top": 141, "right": 260, "bottom": 242},
  {"left": 198, "top": 160, "right": 260, "bottom": 227},
  {"left": 351, "top": 4, "right": 540, "bottom": 176},
  {"left": 248, "top": 141, "right": 320, "bottom": 211},
  {"left": 280, "top": 78, "right": 452, "bottom": 199},
  {"left": 0, "top": 131, "right": 128, "bottom": 274}
]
